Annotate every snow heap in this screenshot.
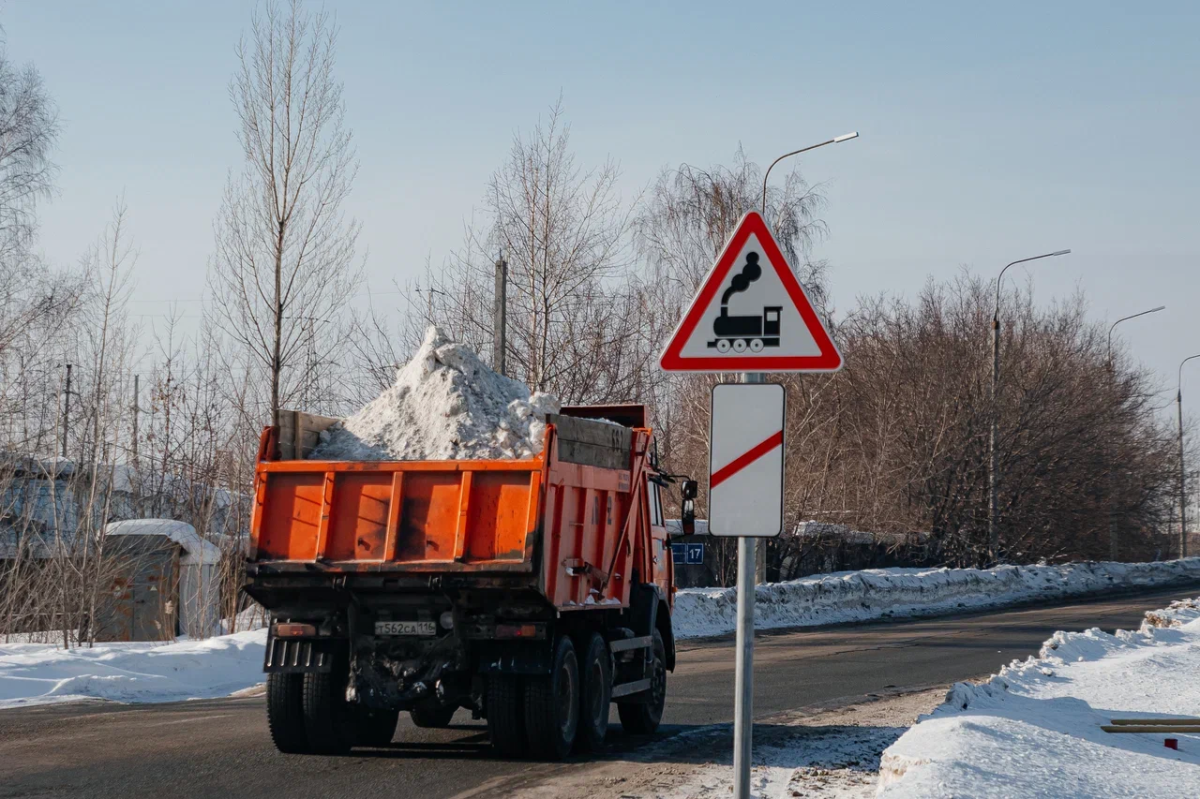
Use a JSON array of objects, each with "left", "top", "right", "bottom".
[
  {"left": 0, "top": 630, "right": 267, "bottom": 709},
  {"left": 310, "top": 326, "right": 560, "bottom": 462},
  {"left": 673, "top": 557, "right": 1200, "bottom": 639},
  {"left": 877, "top": 597, "right": 1200, "bottom": 797}
]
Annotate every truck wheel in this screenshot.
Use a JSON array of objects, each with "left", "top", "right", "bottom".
[
  {"left": 266, "top": 673, "right": 310, "bottom": 754},
  {"left": 410, "top": 702, "right": 457, "bottom": 728},
  {"left": 355, "top": 708, "right": 399, "bottom": 746},
  {"left": 574, "top": 632, "right": 611, "bottom": 752},
  {"left": 302, "top": 670, "right": 356, "bottom": 754},
  {"left": 524, "top": 634, "right": 580, "bottom": 760},
  {"left": 618, "top": 629, "right": 666, "bottom": 735},
  {"left": 487, "top": 674, "right": 527, "bottom": 757}
]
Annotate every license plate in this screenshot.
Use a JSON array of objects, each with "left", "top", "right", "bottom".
[{"left": 375, "top": 621, "right": 436, "bottom": 637}]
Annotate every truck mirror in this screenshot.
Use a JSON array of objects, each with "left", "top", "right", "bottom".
[
  {"left": 682, "top": 479, "right": 698, "bottom": 500},
  {"left": 681, "top": 497, "right": 696, "bottom": 536}
]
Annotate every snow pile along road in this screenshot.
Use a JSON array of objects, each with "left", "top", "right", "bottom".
[
  {"left": 673, "top": 557, "right": 1200, "bottom": 639},
  {"left": 3, "top": 564, "right": 1198, "bottom": 710},
  {"left": 310, "top": 325, "right": 560, "bottom": 461},
  {"left": 0, "top": 629, "right": 267, "bottom": 709},
  {"left": 877, "top": 597, "right": 1200, "bottom": 797}
]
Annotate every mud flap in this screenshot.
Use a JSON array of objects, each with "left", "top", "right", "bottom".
[{"left": 476, "top": 639, "right": 553, "bottom": 675}]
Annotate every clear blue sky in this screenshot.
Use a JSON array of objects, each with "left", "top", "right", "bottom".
[{"left": 7, "top": 1, "right": 1199, "bottom": 401}]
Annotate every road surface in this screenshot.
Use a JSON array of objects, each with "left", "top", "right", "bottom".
[{"left": 2, "top": 585, "right": 1196, "bottom": 798}]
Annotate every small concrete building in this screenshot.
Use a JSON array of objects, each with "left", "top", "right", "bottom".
[{"left": 98, "top": 520, "right": 222, "bottom": 641}]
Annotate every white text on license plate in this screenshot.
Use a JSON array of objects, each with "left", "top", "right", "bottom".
[{"left": 375, "top": 621, "right": 436, "bottom": 636}]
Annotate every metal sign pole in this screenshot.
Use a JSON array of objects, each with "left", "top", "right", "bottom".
[{"left": 733, "top": 371, "right": 762, "bottom": 799}]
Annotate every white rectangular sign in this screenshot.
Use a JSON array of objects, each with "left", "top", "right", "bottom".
[{"left": 708, "top": 383, "right": 785, "bottom": 537}]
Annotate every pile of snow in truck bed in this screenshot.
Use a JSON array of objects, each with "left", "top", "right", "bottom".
[{"left": 310, "top": 326, "right": 560, "bottom": 461}]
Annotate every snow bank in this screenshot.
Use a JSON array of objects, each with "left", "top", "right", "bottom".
[
  {"left": 674, "top": 558, "right": 1200, "bottom": 639},
  {"left": 310, "top": 326, "right": 559, "bottom": 461},
  {"left": 0, "top": 629, "right": 267, "bottom": 709},
  {"left": 4, "top": 563, "right": 1198, "bottom": 711},
  {"left": 877, "top": 597, "right": 1200, "bottom": 797}
]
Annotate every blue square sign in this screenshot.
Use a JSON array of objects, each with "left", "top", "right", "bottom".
[{"left": 672, "top": 543, "right": 706, "bottom": 565}]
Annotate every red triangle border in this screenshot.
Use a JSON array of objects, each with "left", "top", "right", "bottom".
[{"left": 659, "top": 211, "right": 843, "bottom": 372}]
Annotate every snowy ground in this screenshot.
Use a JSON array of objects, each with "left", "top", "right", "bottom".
[
  {"left": 2, "top": 560, "right": 1198, "bottom": 710},
  {"left": 877, "top": 596, "right": 1200, "bottom": 798},
  {"left": 519, "top": 595, "right": 1200, "bottom": 798},
  {"left": 0, "top": 629, "right": 266, "bottom": 709},
  {"left": 674, "top": 557, "right": 1200, "bottom": 639},
  {"left": 510, "top": 690, "right": 946, "bottom": 799}
]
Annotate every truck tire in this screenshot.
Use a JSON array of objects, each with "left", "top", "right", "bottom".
[
  {"left": 410, "top": 702, "right": 457, "bottom": 728},
  {"left": 574, "top": 632, "right": 611, "bottom": 752},
  {"left": 617, "top": 629, "right": 666, "bottom": 735},
  {"left": 524, "top": 634, "right": 580, "bottom": 760},
  {"left": 486, "top": 674, "right": 527, "bottom": 757},
  {"left": 356, "top": 708, "right": 399, "bottom": 746},
  {"left": 302, "top": 670, "right": 356, "bottom": 754},
  {"left": 266, "top": 673, "right": 310, "bottom": 754}
]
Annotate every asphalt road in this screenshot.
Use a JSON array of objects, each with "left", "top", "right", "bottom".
[{"left": 2, "top": 584, "right": 1197, "bottom": 798}]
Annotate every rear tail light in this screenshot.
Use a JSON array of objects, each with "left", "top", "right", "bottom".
[
  {"left": 495, "top": 623, "right": 540, "bottom": 639},
  {"left": 274, "top": 623, "right": 317, "bottom": 638}
]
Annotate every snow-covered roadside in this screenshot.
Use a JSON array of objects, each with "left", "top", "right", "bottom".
[
  {"left": 674, "top": 557, "right": 1200, "bottom": 639},
  {"left": 509, "top": 690, "right": 946, "bottom": 799},
  {"left": 0, "top": 629, "right": 266, "bottom": 709},
  {"left": 4, "top": 560, "right": 1199, "bottom": 710},
  {"left": 878, "top": 597, "right": 1200, "bottom": 797}
]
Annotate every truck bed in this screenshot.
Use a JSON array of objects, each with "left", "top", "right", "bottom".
[{"left": 249, "top": 413, "right": 652, "bottom": 611}]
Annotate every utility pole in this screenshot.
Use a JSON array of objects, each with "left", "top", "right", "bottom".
[
  {"left": 988, "top": 249, "right": 1070, "bottom": 564},
  {"left": 62, "top": 364, "right": 72, "bottom": 459},
  {"left": 132, "top": 374, "right": 140, "bottom": 469},
  {"left": 493, "top": 254, "right": 508, "bottom": 377}
]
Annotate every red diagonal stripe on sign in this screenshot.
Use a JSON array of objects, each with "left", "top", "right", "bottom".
[{"left": 710, "top": 430, "right": 783, "bottom": 490}]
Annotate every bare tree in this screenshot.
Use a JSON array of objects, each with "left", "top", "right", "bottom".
[
  {"left": 406, "top": 100, "right": 654, "bottom": 404},
  {"left": 209, "top": 0, "right": 362, "bottom": 428},
  {"left": 0, "top": 34, "right": 57, "bottom": 266}
]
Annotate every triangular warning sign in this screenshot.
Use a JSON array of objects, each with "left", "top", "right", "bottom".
[{"left": 659, "top": 212, "right": 842, "bottom": 372}]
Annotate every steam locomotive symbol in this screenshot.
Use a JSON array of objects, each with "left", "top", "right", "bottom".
[{"left": 707, "top": 252, "right": 781, "bottom": 353}]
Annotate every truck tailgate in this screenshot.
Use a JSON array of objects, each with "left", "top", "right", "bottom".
[{"left": 252, "top": 458, "right": 543, "bottom": 572}]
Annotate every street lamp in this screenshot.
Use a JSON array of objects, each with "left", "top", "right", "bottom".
[
  {"left": 988, "top": 249, "right": 1071, "bottom": 564},
  {"left": 1108, "top": 306, "right": 1166, "bottom": 366},
  {"left": 1177, "top": 354, "right": 1200, "bottom": 559},
  {"left": 761, "top": 132, "right": 858, "bottom": 216},
  {"left": 1105, "top": 305, "right": 1165, "bottom": 560}
]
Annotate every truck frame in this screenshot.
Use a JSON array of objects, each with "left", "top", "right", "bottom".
[{"left": 245, "top": 404, "right": 693, "bottom": 760}]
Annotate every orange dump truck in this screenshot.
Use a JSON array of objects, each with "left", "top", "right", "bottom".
[{"left": 245, "top": 404, "right": 696, "bottom": 760}]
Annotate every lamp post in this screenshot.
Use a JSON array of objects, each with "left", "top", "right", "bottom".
[
  {"left": 760, "top": 132, "right": 858, "bottom": 217},
  {"left": 730, "top": 131, "right": 857, "bottom": 799},
  {"left": 1108, "top": 307, "right": 1166, "bottom": 366},
  {"left": 989, "top": 249, "right": 1071, "bottom": 564},
  {"left": 1177, "top": 355, "right": 1200, "bottom": 559},
  {"left": 1105, "top": 306, "right": 1165, "bottom": 560}
]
